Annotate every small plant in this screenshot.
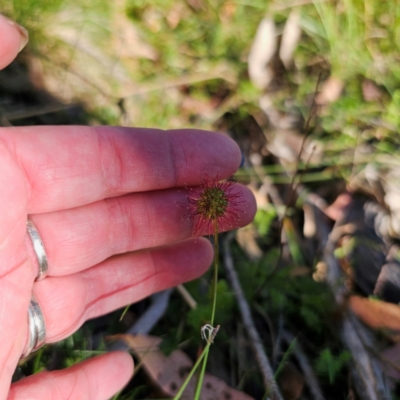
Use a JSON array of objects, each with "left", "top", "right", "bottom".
[
  {"left": 174, "top": 175, "right": 244, "bottom": 400},
  {"left": 315, "top": 348, "right": 350, "bottom": 384}
]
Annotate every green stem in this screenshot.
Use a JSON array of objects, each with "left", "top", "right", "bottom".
[
  {"left": 173, "top": 342, "right": 211, "bottom": 400},
  {"left": 194, "top": 345, "right": 210, "bottom": 400},
  {"left": 194, "top": 220, "right": 219, "bottom": 400},
  {"left": 210, "top": 220, "right": 219, "bottom": 325}
]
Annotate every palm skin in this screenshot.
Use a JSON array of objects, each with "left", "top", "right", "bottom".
[{"left": 0, "top": 15, "right": 256, "bottom": 400}]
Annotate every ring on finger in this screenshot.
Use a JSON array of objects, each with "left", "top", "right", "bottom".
[
  {"left": 20, "top": 294, "right": 47, "bottom": 359},
  {"left": 27, "top": 218, "right": 48, "bottom": 281}
]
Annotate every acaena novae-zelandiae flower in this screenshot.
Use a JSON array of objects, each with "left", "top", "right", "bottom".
[
  {"left": 185, "top": 175, "right": 245, "bottom": 236},
  {"left": 177, "top": 175, "right": 246, "bottom": 398}
]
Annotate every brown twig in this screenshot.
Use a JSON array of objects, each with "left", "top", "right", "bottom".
[{"left": 223, "top": 232, "right": 284, "bottom": 400}]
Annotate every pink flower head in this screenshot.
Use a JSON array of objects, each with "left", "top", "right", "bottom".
[{"left": 185, "top": 175, "right": 245, "bottom": 236}]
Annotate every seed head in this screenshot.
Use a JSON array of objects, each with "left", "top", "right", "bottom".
[{"left": 185, "top": 175, "right": 245, "bottom": 236}]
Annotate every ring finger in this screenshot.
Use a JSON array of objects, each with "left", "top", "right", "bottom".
[
  {"left": 32, "top": 238, "right": 213, "bottom": 342},
  {"left": 29, "top": 184, "right": 255, "bottom": 276}
]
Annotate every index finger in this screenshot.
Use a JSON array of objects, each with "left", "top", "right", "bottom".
[{"left": 0, "top": 126, "right": 241, "bottom": 213}]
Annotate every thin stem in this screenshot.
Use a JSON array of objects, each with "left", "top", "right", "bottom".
[
  {"left": 194, "top": 345, "right": 210, "bottom": 400},
  {"left": 195, "top": 220, "right": 219, "bottom": 400},
  {"left": 210, "top": 219, "right": 219, "bottom": 325},
  {"left": 173, "top": 342, "right": 211, "bottom": 400}
]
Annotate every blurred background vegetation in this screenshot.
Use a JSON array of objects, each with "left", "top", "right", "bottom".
[{"left": 3, "top": 0, "right": 400, "bottom": 399}]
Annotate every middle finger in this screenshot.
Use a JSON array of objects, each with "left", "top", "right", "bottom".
[
  {"left": 30, "top": 184, "right": 255, "bottom": 276},
  {"left": 33, "top": 238, "right": 213, "bottom": 342}
]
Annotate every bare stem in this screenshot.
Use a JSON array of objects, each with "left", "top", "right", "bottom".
[
  {"left": 211, "top": 219, "right": 219, "bottom": 325},
  {"left": 194, "top": 345, "right": 210, "bottom": 400},
  {"left": 195, "top": 220, "right": 220, "bottom": 400}
]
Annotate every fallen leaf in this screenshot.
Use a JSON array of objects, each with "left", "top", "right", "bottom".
[
  {"left": 316, "top": 76, "right": 344, "bottom": 105},
  {"left": 349, "top": 296, "right": 400, "bottom": 330},
  {"left": 113, "top": 334, "right": 255, "bottom": 400},
  {"left": 303, "top": 203, "right": 316, "bottom": 238},
  {"left": 279, "top": 10, "right": 301, "bottom": 69},
  {"left": 112, "top": 14, "right": 158, "bottom": 61},
  {"left": 166, "top": 3, "right": 186, "bottom": 29},
  {"left": 362, "top": 79, "right": 383, "bottom": 102},
  {"left": 323, "top": 192, "right": 352, "bottom": 221},
  {"left": 236, "top": 224, "right": 263, "bottom": 261},
  {"left": 248, "top": 17, "right": 277, "bottom": 90},
  {"left": 277, "top": 362, "right": 304, "bottom": 400},
  {"left": 220, "top": 2, "right": 237, "bottom": 23}
]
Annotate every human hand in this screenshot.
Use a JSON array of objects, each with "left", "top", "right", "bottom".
[{"left": 0, "top": 15, "right": 256, "bottom": 400}]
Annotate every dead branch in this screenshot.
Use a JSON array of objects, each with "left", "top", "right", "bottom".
[{"left": 224, "top": 232, "right": 284, "bottom": 400}]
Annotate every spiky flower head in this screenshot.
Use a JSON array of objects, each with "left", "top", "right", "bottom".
[{"left": 185, "top": 175, "right": 245, "bottom": 236}]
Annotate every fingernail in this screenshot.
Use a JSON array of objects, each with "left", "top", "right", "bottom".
[{"left": 4, "top": 17, "right": 29, "bottom": 52}]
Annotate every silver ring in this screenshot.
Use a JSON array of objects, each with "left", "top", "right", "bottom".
[
  {"left": 27, "top": 218, "right": 48, "bottom": 281},
  {"left": 21, "top": 294, "right": 46, "bottom": 359}
]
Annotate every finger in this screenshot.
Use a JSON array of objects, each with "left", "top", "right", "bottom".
[
  {"left": 0, "top": 126, "right": 241, "bottom": 213},
  {"left": 9, "top": 352, "right": 133, "bottom": 400},
  {"left": 33, "top": 238, "right": 212, "bottom": 342},
  {"left": 29, "top": 183, "right": 255, "bottom": 275},
  {"left": 0, "top": 142, "right": 34, "bottom": 399},
  {"left": 0, "top": 15, "right": 28, "bottom": 69}
]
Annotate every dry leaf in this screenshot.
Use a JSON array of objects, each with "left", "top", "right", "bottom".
[
  {"left": 349, "top": 296, "right": 400, "bottom": 330},
  {"left": 266, "top": 129, "right": 321, "bottom": 164},
  {"left": 316, "top": 76, "right": 344, "bottom": 105},
  {"left": 277, "top": 362, "right": 304, "bottom": 400},
  {"left": 220, "top": 2, "right": 237, "bottom": 23},
  {"left": 113, "top": 15, "right": 158, "bottom": 61},
  {"left": 236, "top": 224, "right": 263, "bottom": 261},
  {"left": 166, "top": 3, "right": 186, "bottom": 29},
  {"left": 303, "top": 203, "right": 316, "bottom": 238},
  {"left": 362, "top": 79, "right": 383, "bottom": 102},
  {"left": 279, "top": 10, "right": 301, "bottom": 69},
  {"left": 323, "top": 192, "right": 352, "bottom": 221},
  {"left": 248, "top": 17, "right": 277, "bottom": 90},
  {"left": 114, "top": 334, "right": 254, "bottom": 400}
]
